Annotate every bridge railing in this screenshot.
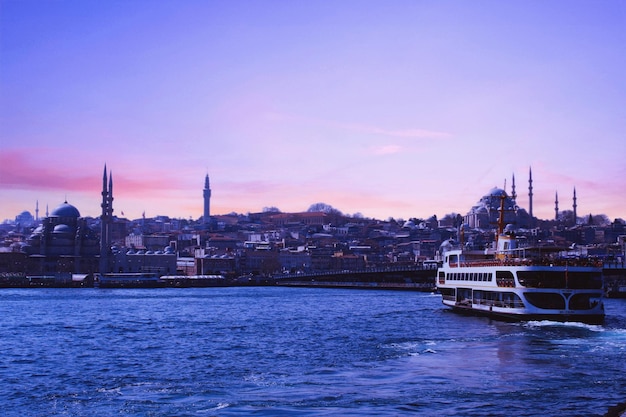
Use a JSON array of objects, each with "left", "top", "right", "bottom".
[{"left": 273, "top": 264, "right": 436, "bottom": 281}]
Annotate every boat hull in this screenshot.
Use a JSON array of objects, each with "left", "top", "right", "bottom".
[{"left": 444, "top": 300, "right": 605, "bottom": 324}]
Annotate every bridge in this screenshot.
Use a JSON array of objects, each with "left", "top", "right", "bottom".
[{"left": 273, "top": 265, "right": 438, "bottom": 291}]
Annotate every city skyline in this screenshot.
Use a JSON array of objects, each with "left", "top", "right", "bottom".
[{"left": 1, "top": 1, "right": 625, "bottom": 222}]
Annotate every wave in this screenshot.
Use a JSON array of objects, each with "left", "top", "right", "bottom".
[{"left": 523, "top": 320, "right": 605, "bottom": 332}]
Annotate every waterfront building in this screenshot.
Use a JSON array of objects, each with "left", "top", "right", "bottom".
[
  {"left": 110, "top": 246, "right": 177, "bottom": 275},
  {"left": 23, "top": 201, "right": 100, "bottom": 275}
]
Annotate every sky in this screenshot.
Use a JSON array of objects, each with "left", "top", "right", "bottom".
[{"left": 1, "top": 0, "right": 625, "bottom": 223}]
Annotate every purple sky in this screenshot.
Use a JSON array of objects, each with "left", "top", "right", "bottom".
[{"left": 1, "top": 1, "right": 625, "bottom": 222}]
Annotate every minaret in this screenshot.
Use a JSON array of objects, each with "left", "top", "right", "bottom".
[
  {"left": 573, "top": 187, "right": 577, "bottom": 225},
  {"left": 511, "top": 173, "right": 517, "bottom": 207},
  {"left": 554, "top": 191, "right": 559, "bottom": 221},
  {"left": 203, "top": 174, "right": 212, "bottom": 225},
  {"left": 100, "top": 165, "right": 113, "bottom": 274},
  {"left": 35, "top": 200, "right": 39, "bottom": 222},
  {"left": 528, "top": 167, "right": 533, "bottom": 219},
  {"left": 108, "top": 170, "right": 114, "bottom": 220}
]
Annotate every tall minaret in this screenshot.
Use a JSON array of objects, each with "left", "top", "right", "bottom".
[
  {"left": 573, "top": 187, "right": 578, "bottom": 225},
  {"left": 511, "top": 173, "right": 517, "bottom": 207},
  {"left": 528, "top": 167, "right": 534, "bottom": 219},
  {"left": 108, "top": 170, "right": 114, "bottom": 220},
  {"left": 554, "top": 191, "right": 559, "bottom": 220},
  {"left": 35, "top": 200, "right": 39, "bottom": 222},
  {"left": 100, "top": 165, "right": 113, "bottom": 274},
  {"left": 203, "top": 174, "right": 212, "bottom": 225}
]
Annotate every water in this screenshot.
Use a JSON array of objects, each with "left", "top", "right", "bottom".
[{"left": 0, "top": 287, "right": 624, "bottom": 416}]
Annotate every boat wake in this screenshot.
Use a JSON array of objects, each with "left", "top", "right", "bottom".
[{"left": 522, "top": 320, "right": 604, "bottom": 332}]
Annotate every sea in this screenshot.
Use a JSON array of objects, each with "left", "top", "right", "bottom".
[{"left": 1, "top": 287, "right": 624, "bottom": 417}]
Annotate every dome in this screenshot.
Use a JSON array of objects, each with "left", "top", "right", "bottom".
[
  {"left": 487, "top": 187, "right": 507, "bottom": 198},
  {"left": 51, "top": 202, "right": 80, "bottom": 218},
  {"left": 439, "top": 239, "right": 456, "bottom": 253},
  {"left": 53, "top": 224, "right": 72, "bottom": 233},
  {"left": 504, "top": 224, "right": 516, "bottom": 234}
]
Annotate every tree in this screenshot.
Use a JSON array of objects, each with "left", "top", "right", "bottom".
[
  {"left": 427, "top": 215, "right": 438, "bottom": 228},
  {"left": 591, "top": 214, "right": 610, "bottom": 226},
  {"left": 263, "top": 206, "right": 281, "bottom": 213},
  {"left": 307, "top": 202, "right": 342, "bottom": 215}
]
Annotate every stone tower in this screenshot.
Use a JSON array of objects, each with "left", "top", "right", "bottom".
[
  {"left": 554, "top": 191, "right": 559, "bottom": 221},
  {"left": 573, "top": 187, "right": 578, "bottom": 226},
  {"left": 203, "top": 174, "right": 211, "bottom": 225},
  {"left": 511, "top": 173, "right": 517, "bottom": 207},
  {"left": 100, "top": 165, "right": 113, "bottom": 274},
  {"left": 528, "top": 167, "right": 533, "bottom": 219}
]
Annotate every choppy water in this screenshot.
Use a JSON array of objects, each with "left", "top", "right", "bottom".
[{"left": 0, "top": 287, "right": 624, "bottom": 416}]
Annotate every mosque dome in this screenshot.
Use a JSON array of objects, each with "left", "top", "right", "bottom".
[
  {"left": 53, "top": 224, "right": 72, "bottom": 234},
  {"left": 439, "top": 239, "right": 456, "bottom": 253},
  {"left": 487, "top": 187, "right": 507, "bottom": 198},
  {"left": 51, "top": 202, "right": 81, "bottom": 218}
]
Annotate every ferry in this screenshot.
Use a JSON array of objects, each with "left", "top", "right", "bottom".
[
  {"left": 94, "top": 272, "right": 165, "bottom": 288},
  {"left": 436, "top": 201, "right": 605, "bottom": 324}
]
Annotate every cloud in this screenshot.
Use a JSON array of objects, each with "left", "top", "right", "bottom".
[
  {"left": 0, "top": 149, "right": 95, "bottom": 191},
  {"left": 348, "top": 124, "right": 452, "bottom": 139},
  {"left": 0, "top": 148, "right": 190, "bottom": 199},
  {"left": 370, "top": 145, "right": 403, "bottom": 155},
  {"left": 271, "top": 112, "right": 452, "bottom": 140}
]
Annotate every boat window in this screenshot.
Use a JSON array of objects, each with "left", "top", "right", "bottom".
[
  {"left": 495, "top": 270, "right": 515, "bottom": 287},
  {"left": 440, "top": 287, "right": 455, "bottom": 301},
  {"left": 524, "top": 292, "right": 565, "bottom": 309},
  {"left": 456, "top": 288, "right": 472, "bottom": 303},
  {"left": 517, "top": 271, "right": 602, "bottom": 289},
  {"left": 569, "top": 293, "right": 602, "bottom": 310},
  {"left": 474, "top": 290, "right": 524, "bottom": 308}
]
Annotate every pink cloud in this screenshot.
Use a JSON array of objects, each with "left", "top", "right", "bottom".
[
  {"left": 348, "top": 124, "right": 452, "bottom": 139},
  {"left": 369, "top": 145, "right": 403, "bottom": 155},
  {"left": 272, "top": 112, "right": 452, "bottom": 140},
  {"left": 0, "top": 148, "right": 192, "bottom": 199},
  {"left": 0, "top": 149, "right": 96, "bottom": 191}
]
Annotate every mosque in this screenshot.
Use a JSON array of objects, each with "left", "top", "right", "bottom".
[
  {"left": 463, "top": 168, "right": 577, "bottom": 230},
  {"left": 23, "top": 200, "right": 100, "bottom": 275},
  {"left": 15, "top": 166, "right": 200, "bottom": 278}
]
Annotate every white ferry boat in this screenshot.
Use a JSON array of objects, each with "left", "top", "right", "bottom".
[{"left": 436, "top": 212, "right": 605, "bottom": 324}]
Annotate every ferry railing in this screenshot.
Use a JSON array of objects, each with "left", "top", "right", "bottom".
[{"left": 450, "top": 258, "right": 603, "bottom": 268}]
